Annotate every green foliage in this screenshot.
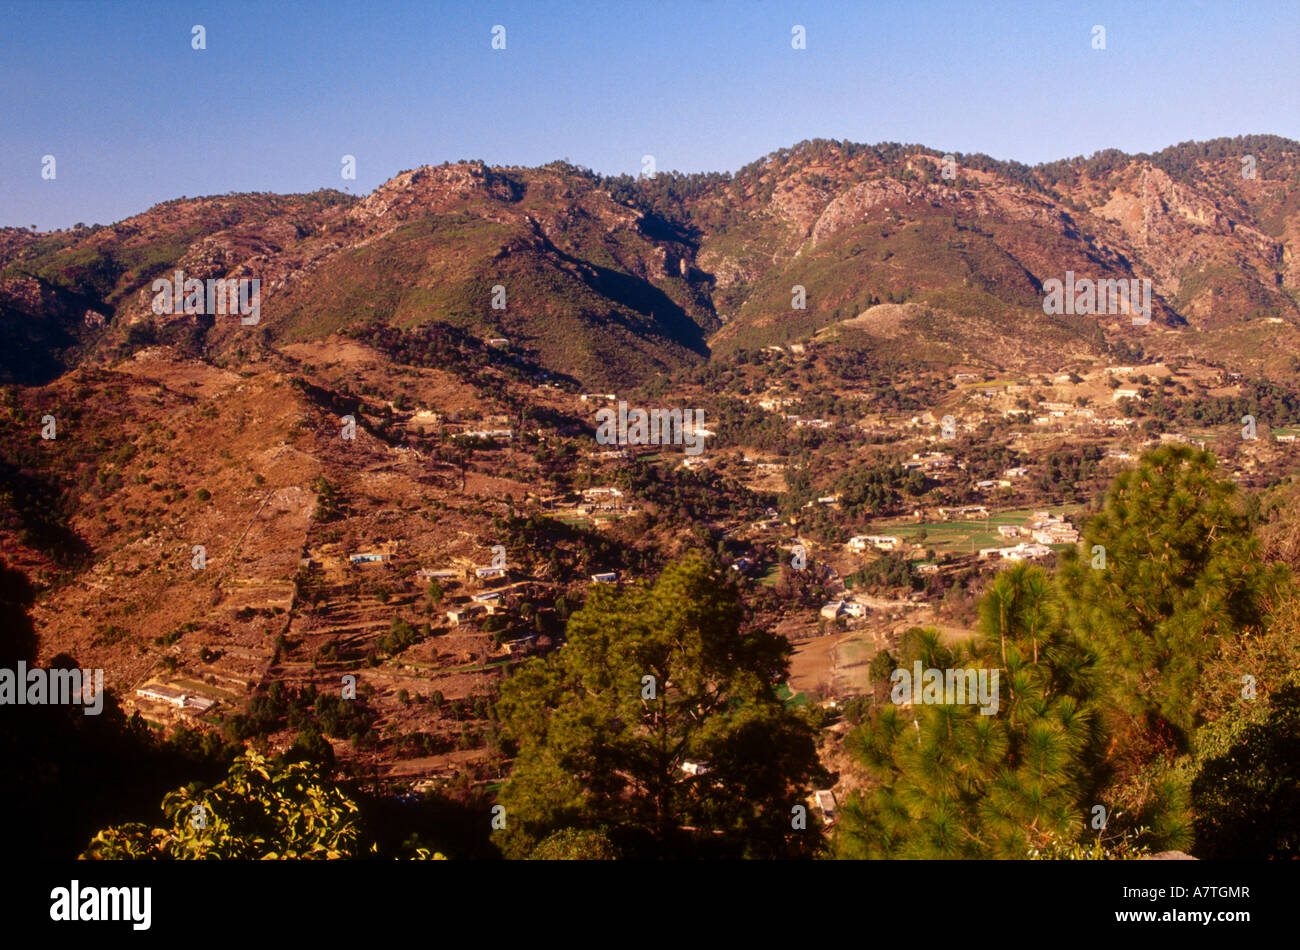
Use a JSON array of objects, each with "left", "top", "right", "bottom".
[
  {"left": 528, "top": 827, "right": 621, "bottom": 860},
  {"left": 1027, "top": 826, "right": 1152, "bottom": 860},
  {"left": 284, "top": 726, "right": 336, "bottom": 773},
  {"left": 1057, "top": 445, "right": 1285, "bottom": 745},
  {"left": 493, "top": 555, "right": 822, "bottom": 858},
  {"left": 376, "top": 617, "right": 421, "bottom": 656},
  {"left": 314, "top": 692, "right": 376, "bottom": 743},
  {"left": 834, "top": 564, "right": 1104, "bottom": 859},
  {"left": 82, "top": 751, "right": 368, "bottom": 859},
  {"left": 312, "top": 476, "right": 344, "bottom": 522},
  {"left": 1189, "top": 682, "right": 1300, "bottom": 859},
  {"left": 847, "top": 551, "right": 916, "bottom": 593}
]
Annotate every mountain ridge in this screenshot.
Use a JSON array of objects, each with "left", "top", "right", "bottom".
[{"left": 3, "top": 133, "right": 1300, "bottom": 387}]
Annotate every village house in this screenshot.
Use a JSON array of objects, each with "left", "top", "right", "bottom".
[
  {"left": 815, "top": 790, "right": 838, "bottom": 824},
  {"left": 1025, "top": 512, "right": 1078, "bottom": 544},
  {"left": 135, "top": 684, "right": 215, "bottom": 713},
  {"left": 939, "top": 505, "right": 989, "bottom": 520},
  {"left": 787, "top": 415, "right": 831, "bottom": 429},
  {"left": 983, "top": 543, "right": 1052, "bottom": 561},
  {"left": 848, "top": 535, "right": 901, "bottom": 553},
  {"left": 503, "top": 635, "right": 538, "bottom": 656},
  {"left": 1113, "top": 388, "right": 1142, "bottom": 401},
  {"left": 906, "top": 451, "right": 953, "bottom": 471},
  {"left": 474, "top": 566, "right": 507, "bottom": 580},
  {"left": 470, "top": 592, "right": 502, "bottom": 612},
  {"left": 447, "top": 604, "right": 489, "bottom": 626},
  {"left": 590, "top": 571, "right": 618, "bottom": 583},
  {"left": 820, "top": 601, "right": 845, "bottom": 620},
  {"left": 1003, "top": 543, "right": 1053, "bottom": 561}
]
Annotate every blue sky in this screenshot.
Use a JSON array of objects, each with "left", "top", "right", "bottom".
[{"left": 3, "top": 0, "right": 1297, "bottom": 229}]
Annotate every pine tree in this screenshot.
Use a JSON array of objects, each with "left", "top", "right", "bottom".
[
  {"left": 834, "top": 563, "right": 1103, "bottom": 858},
  {"left": 1057, "top": 445, "right": 1284, "bottom": 748},
  {"left": 493, "top": 555, "right": 822, "bottom": 858}
]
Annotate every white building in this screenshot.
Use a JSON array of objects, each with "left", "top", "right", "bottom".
[
  {"left": 820, "top": 601, "right": 845, "bottom": 620},
  {"left": 135, "top": 684, "right": 215, "bottom": 713},
  {"left": 1003, "top": 543, "right": 1053, "bottom": 560},
  {"left": 848, "top": 535, "right": 902, "bottom": 553},
  {"left": 815, "top": 790, "right": 838, "bottom": 824}
]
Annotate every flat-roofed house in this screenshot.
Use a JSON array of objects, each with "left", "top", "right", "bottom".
[{"left": 815, "top": 790, "right": 838, "bottom": 824}]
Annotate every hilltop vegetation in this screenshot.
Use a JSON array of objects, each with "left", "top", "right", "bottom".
[{"left": 4, "top": 135, "right": 1300, "bottom": 388}]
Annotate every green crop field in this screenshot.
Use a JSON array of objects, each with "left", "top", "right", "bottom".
[{"left": 876, "top": 504, "right": 1087, "bottom": 553}]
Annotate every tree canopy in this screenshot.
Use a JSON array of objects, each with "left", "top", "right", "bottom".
[
  {"left": 83, "top": 751, "right": 374, "bottom": 859},
  {"left": 493, "top": 554, "right": 823, "bottom": 858},
  {"left": 833, "top": 563, "right": 1104, "bottom": 858}
]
